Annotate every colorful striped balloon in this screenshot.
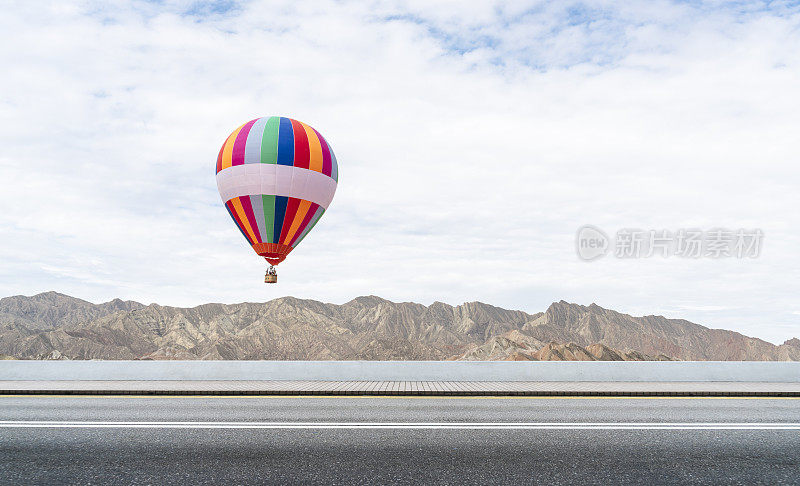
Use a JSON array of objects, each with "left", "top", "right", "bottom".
[{"left": 216, "top": 116, "right": 338, "bottom": 266}]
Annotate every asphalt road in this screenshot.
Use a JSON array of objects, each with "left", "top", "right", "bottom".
[{"left": 1, "top": 395, "right": 799, "bottom": 485}]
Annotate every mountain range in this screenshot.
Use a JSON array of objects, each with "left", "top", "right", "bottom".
[{"left": 0, "top": 291, "right": 798, "bottom": 361}]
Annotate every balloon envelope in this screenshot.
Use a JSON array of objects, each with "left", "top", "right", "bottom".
[{"left": 216, "top": 116, "right": 338, "bottom": 265}]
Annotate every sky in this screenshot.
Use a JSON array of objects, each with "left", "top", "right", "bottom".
[{"left": 1, "top": 0, "right": 799, "bottom": 344}]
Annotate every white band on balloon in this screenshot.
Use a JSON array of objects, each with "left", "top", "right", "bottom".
[{"left": 216, "top": 164, "right": 337, "bottom": 209}]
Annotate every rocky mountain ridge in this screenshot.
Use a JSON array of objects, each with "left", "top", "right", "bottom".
[{"left": 0, "top": 292, "right": 797, "bottom": 361}]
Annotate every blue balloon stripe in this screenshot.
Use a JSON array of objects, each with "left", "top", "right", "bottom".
[
  {"left": 277, "top": 117, "right": 294, "bottom": 166},
  {"left": 272, "top": 195, "right": 289, "bottom": 244}
]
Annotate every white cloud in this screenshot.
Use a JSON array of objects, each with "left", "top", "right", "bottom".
[{"left": 1, "top": 0, "right": 799, "bottom": 343}]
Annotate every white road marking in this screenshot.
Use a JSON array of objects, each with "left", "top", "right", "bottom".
[{"left": 0, "top": 421, "right": 799, "bottom": 430}]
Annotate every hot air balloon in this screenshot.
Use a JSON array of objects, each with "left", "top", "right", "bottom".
[{"left": 216, "top": 116, "right": 338, "bottom": 283}]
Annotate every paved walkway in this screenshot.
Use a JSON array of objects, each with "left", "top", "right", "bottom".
[{"left": 1, "top": 381, "right": 798, "bottom": 396}]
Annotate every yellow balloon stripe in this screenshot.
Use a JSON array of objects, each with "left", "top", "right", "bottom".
[
  {"left": 302, "top": 122, "right": 324, "bottom": 173},
  {"left": 230, "top": 196, "right": 259, "bottom": 244},
  {"left": 282, "top": 199, "right": 313, "bottom": 244},
  {"left": 221, "top": 123, "right": 245, "bottom": 170}
]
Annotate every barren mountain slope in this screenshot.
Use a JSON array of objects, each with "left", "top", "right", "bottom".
[
  {"left": 521, "top": 301, "right": 800, "bottom": 361},
  {"left": 0, "top": 292, "right": 796, "bottom": 361}
]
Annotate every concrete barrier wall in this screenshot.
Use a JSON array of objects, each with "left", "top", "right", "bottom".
[{"left": 0, "top": 360, "right": 799, "bottom": 382}]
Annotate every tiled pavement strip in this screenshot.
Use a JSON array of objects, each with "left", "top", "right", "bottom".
[{"left": 0, "top": 381, "right": 799, "bottom": 396}]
